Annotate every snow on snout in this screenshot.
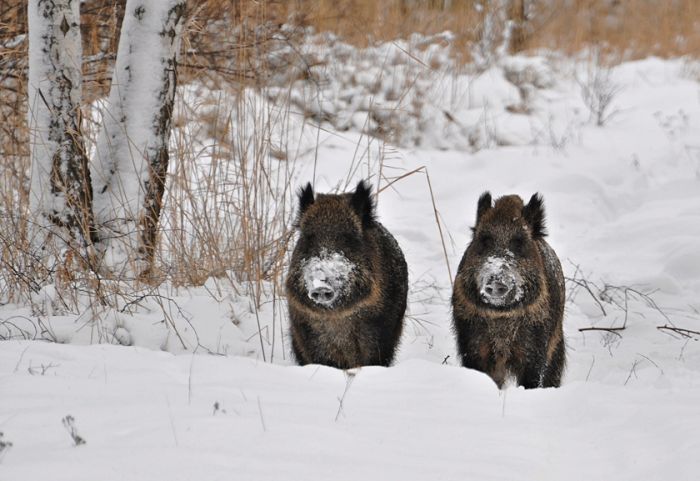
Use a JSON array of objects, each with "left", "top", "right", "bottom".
[
  {"left": 477, "top": 252, "right": 524, "bottom": 306},
  {"left": 302, "top": 250, "right": 355, "bottom": 306}
]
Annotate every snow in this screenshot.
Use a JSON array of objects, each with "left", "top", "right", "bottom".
[
  {"left": 5, "top": 28, "right": 700, "bottom": 480},
  {"left": 302, "top": 250, "right": 356, "bottom": 307},
  {"left": 1, "top": 342, "right": 698, "bottom": 480},
  {"left": 476, "top": 252, "right": 525, "bottom": 306}
]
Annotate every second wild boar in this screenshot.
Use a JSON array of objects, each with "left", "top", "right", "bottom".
[{"left": 452, "top": 192, "right": 566, "bottom": 388}]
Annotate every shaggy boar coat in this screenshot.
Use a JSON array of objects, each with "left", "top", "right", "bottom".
[
  {"left": 452, "top": 192, "right": 565, "bottom": 388},
  {"left": 286, "top": 181, "right": 408, "bottom": 369}
]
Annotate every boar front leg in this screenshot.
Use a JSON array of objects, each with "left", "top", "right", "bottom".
[{"left": 517, "top": 325, "right": 548, "bottom": 389}]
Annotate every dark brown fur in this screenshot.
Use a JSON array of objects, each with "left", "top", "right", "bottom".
[
  {"left": 452, "top": 192, "right": 566, "bottom": 388},
  {"left": 286, "top": 181, "right": 408, "bottom": 369}
]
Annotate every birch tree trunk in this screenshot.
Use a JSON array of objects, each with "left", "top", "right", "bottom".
[
  {"left": 27, "top": 0, "right": 96, "bottom": 261},
  {"left": 92, "top": 0, "right": 186, "bottom": 279}
]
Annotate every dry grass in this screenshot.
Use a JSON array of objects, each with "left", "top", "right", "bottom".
[
  {"left": 280, "top": 0, "right": 700, "bottom": 60},
  {"left": 525, "top": 0, "right": 700, "bottom": 59},
  {"left": 160, "top": 86, "right": 298, "bottom": 297}
]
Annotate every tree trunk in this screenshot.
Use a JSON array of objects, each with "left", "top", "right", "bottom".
[
  {"left": 509, "top": 0, "right": 528, "bottom": 53},
  {"left": 27, "top": 0, "right": 96, "bottom": 260},
  {"left": 92, "top": 0, "right": 186, "bottom": 279}
]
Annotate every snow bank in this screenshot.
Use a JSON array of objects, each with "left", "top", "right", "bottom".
[
  {"left": 0, "top": 341, "right": 698, "bottom": 480},
  {"left": 261, "top": 29, "right": 558, "bottom": 150}
]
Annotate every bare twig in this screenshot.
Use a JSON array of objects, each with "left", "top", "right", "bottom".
[
  {"left": 13, "top": 345, "right": 30, "bottom": 372},
  {"left": 257, "top": 396, "right": 267, "bottom": 432},
  {"left": 28, "top": 362, "right": 59, "bottom": 376},
  {"left": 565, "top": 276, "right": 607, "bottom": 317},
  {"left": 636, "top": 353, "right": 664, "bottom": 375},
  {"left": 164, "top": 395, "right": 179, "bottom": 447},
  {"left": 335, "top": 370, "right": 357, "bottom": 422},
  {"left": 188, "top": 352, "right": 196, "bottom": 405},
  {"left": 624, "top": 359, "right": 640, "bottom": 386},
  {"left": 568, "top": 262, "right": 679, "bottom": 339},
  {"left": 0, "top": 432, "right": 13, "bottom": 463},
  {"left": 585, "top": 355, "right": 595, "bottom": 381},
  {"left": 61, "top": 415, "right": 86, "bottom": 446},
  {"left": 578, "top": 326, "right": 624, "bottom": 336},
  {"left": 252, "top": 300, "right": 267, "bottom": 363},
  {"left": 657, "top": 325, "right": 700, "bottom": 338},
  {"left": 424, "top": 169, "right": 453, "bottom": 286},
  {"left": 378, "top": 165, "right": 452, "bottom": 286}
]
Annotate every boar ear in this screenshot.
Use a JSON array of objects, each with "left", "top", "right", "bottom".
[
  {"left": 297, "top": 182, "right": 315, "bottom": 219},
  {"left": 350, "top": 180, "right": 376, "bottom": 228},
  {"left": 523, "top": 193, "right": 547, "bottom": 238},
  {"left": 476, "top": 191, "right": 492, "bottom": 225}
]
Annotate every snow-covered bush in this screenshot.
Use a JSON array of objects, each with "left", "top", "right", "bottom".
[
  {"left": 501, "top": 55, "right": 555, "bottom": 114},
  {"left": 578, "top": 52, "right": 622, "bottom": 126},
  {"left": 470, "top": 0, "right": 511, "bottom": 72},
  {"left": 262, "top": 29, "right": 462, "bottom": 148},
  {"left": 248, "top": 27, "right": 559, "bottom": 151}
]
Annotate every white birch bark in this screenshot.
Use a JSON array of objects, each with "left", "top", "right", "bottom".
[
  {"left": 92, "top": 0, "right": 186, "bottom": 278},
  {"left": 27, "top": 0, "right": 94, "bottom": 259}
]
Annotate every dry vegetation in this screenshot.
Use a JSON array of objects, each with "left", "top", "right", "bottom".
[
  {"left": 1, "top": 0, "right": 699, "bottom": 306},
  {"left": 282, "top": 0, "right": 700, "bottom": 59}
]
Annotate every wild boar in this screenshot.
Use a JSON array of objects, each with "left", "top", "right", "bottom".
[
  {"left": 286, "top": 180, "right": 408, "bottom": 369},
  {"left": 452, "top": 192, "right": 565, "bottom": 388}
]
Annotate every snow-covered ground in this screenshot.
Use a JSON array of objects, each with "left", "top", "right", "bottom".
[
  {"left": 2, "top": 44, "right": 700, "bottom": 479},
  {"left": 2, "top": 342, "right": 698, "bottom": 480}
]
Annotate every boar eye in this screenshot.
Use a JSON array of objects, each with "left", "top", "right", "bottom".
[
  {"left": 302, "top": 232, "right": 316, "bottom": 244},
  {"left": 341, "top": 231, "right": 360, "bottom": 245},
  {"left": 476, "top": 233, "right": 494, "bottom": 252},
  {"left": 510, "top": 234, "right": 526, "bottom": 254}
]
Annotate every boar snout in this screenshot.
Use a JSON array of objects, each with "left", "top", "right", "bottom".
[
  {"left": 483, "top": 277, "right": 510, "bottom": 298},
  {"left": 477, "top": 255, "right": 524, "bottom": 307},
  {"left": 302, "top": 250, "right": 354, "bottom": 307},
  {"left": 309, "top": 284, "right": 337, "bottom": 305}
]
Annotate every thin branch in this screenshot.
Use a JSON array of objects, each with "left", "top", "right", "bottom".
[
  {"left": 335, "top": 370, "right": 356, "bottom": 422},
  {"left": 257, "top": 396, "right": 267, "bottom": 432},
  {"left": 657, "top": 325, "right": 700, "bottom": 338},
  {"left": 578, "top": 326, "right": 624, "bottom": 337},
  {"left": 565, "top": 276, "right": 607, "bottom": 316}
]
